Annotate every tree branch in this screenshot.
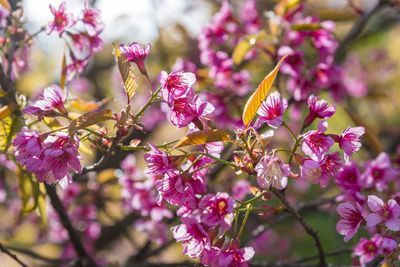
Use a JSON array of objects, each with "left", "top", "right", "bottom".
[
  {"left": 6, "top": 246, "right": 60, "bottom": 264},
  {"left": 335, "top": 0, "right": 389, "bottom": 62},
  {"left": 0, "top": 243, "right": 28, "bottom": 267},
  {"left": 45, "top": 184, "right": 96, "bottom": 266},
  {"left": 270, "top": 187, "right": 326, "bottom": 267}
]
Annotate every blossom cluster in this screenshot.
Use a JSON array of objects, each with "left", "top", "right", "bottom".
[{"left": 46, "top": 0, "right": 104, "bottom": 81}]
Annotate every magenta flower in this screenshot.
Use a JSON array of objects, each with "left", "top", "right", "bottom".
[
  {"left": 381, "top": 236, "right": 397, "bottom": 255},
  {"left": 12, "top": 127, "right": 43, "bottom": 172},
  {"left": 278, "top": 46, "right": 304, "bottom": 78},
  {"left": 66, "top": 54, "right": 90, "bottom": 82},
  {"left": 144, "top": 143, "right": 173, "bottom": 175},
  {"left": 300, "top": 159, "right": 322, "bottom": 183},
  {"left": 339, "top": 126, "right": 365, "bottom": 161},
  {"left": 335, "top": 160, "right": 363, "bottom": 193},
  {"left": 80, "top": 0, "right": 104, "bottom": 36},
  {"left": 317, "top": 152, "right": 343, "bottom": 188},
  {"left": 302, "top": 94, "right": 336, "bottom": 130},
  {"left": 46, "top": 1, "right": 75, "bottom": 37},
  {"left": 336, "top": 202, "right": 364, "bottom": 242},
  {"left": 217, "top": 247, "right": 255, "bottom": 267},
  {"left": 354, "top": 234, "right": 383, "bottom": 265},
  {"left": 168, "top": 92, "right": 214, "bottom": 128},
  {"left": 155, "top": 171, "right": 196, "bottom": 209},
  {"left": 232, "top": 180, "right": 250, "bottom": 201},
  {"left": 119, "top": 42, "right": 151, "bottom": 75},
  {"left": 254, "top": 91, "right": 288, "bottom": 129},
  {"left": 37, "top": 133, "right": 81, "bottom": 188},
  {"left": 171, "top": 217, "right": 211, "bottom": 258},
  {"left": 302, "top": 129, "right": 334, "bottom": 162},
  {"left": 362, "top": 152, "right": 399, "bottom": 192},
  {"left": 365, "top": 195, "right": 400, "bottom": 231},
  {"left": 23, "top": 84, "right": 68, "bottom": 119},
  {"left": 198, "top": 193, "right": 235, "bottom": 233},
  {"left": 255, "top": 155, "right": 290, "bottom": 190},
  {"left": 159, "top": 71, "right": 196, "bottom": 104}
]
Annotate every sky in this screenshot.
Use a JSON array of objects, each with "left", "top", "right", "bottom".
[{"left": 23, "top": 0, "right": 211, "bottom": 45}]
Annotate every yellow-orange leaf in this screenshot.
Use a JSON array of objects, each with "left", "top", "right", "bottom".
[
  {"left": 174, "top": 129, "right": 230, "bottom": 148},
  {"left": 345, "top": 108, "right": 383, "bottom": 156},
  {"left": 70, "top": 99, "right": 100, "bottom": 112},
  {"left": 60, "top": 49, "right": 67, "bottom": 89},
  {"left": 0, "top": 0, "right": 10, "bottom": 10},
  {"left": 113, "top": 44, "right": 136, "bottom": 102},
  {"left": 69, "top": 109, "right": 113, "bottom": 138},
  {"left": 0, "top": 104, "right": 11, "bottom": 120},
  {"left": 232, "top": 31, "right": 265, "bottom": 65},
  {"left": 242, "top": 55, "right": 288, "bottom": 127}
]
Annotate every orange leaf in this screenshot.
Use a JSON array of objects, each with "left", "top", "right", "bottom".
[
  {"left": 174, "top": 129, "right": 230, "bottom": 148},
  {"left": 113, "top": 44, "right": 136, "bottom": 102},
  {"left": 0, "top": 0, "right": 11, "bottom": 10},
  {"left": 0, "top": 104, "right": 12, "bottom": 120},
  {"left": 242, "top": 55, "right": 288, "bottom": 127},
  {"left": 60, "top": 49, "right": 67, "bottom": 89},
  {"left": 69, "top": 109, "right": 113, "bottom": 138},
  {"left": 232, "top": 31, "right": 265, "bottom": 65},
  {"left": 70, "top": 99, "right": 100, "bottom": 112},
  {"left": 345, "top": 108, "right": 383, "bottom": 156}
]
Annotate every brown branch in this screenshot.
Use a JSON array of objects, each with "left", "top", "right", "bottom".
[
  {"left": 0, "top": 243, "right": 28, "bottom": 267},
  {"left": 6, "top": 246, "right": 60, "bottom": 264},
  {"left": 270, "top": 187, "right": 326, "bottom": 267},
  {"left": 291, "top": 248, "right": 352, "bottom": 264},
  {"left": 249, "top": 195, "right": 337, "bottom": 240},
  {"left": 45, "top": 184, "right": 96, "bottom": 267},
  {"left": 334, "top": 0, "right": 389, "bottom": 62}
]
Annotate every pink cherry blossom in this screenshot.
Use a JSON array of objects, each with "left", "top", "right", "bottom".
[
  {"left": 80, "top": 0, "right": 104, "bottom": 36},
  {"left": 339, "top": 126, "right": 365, "bottom": 161},
  {"left": 317, "top": 152, "right": 343, "bottom": 188},
  {"left": 198, "top": 192, "right": 235, "bottom": 233},
  {"left": 302, "top": 129, "right": 334, "bottom": 162},
  {"left": 302, "top": 94, "right": 336, "bottom": 130},
  {"left": 144, "top": 143, "right": 173, "bottom": 175},
  {"left": 119, "top": 42, "right": 151, "bottom": 75},
  {"left": 336, "top": 202, "right": 364, "bottom": 242},
  {"left": 365, "top": 195, "right": 400, "bottom": 231},
  {"left": 362, "top": 152, "right": 399, "bottom": 192},
  {"left": 159, "top": 71, "right": 196, "bottom": 104},
  {"left": 354, "top": 234, "right": 383, "bottom": 265},
  {"left": 300, "top": 159, "right": 322, "bottom": 183},
  {"left": 232, "top": 180, "right": 250, "bottom": 201},
  {"left": 23, "top": 84, "right": 68, "bottom": 119},
  {"left": 254, "top": 91, "right": 288, "bottom": 129},
  {"left": 12, "top": 127, "right": 43, "bottom": 172},
  {"left": 171, "top": 217, "right": 211, "bottom": 258},
  {"left": 335, "top": 160, "right": 363, "bottom": 194},
  {"left": 255, "top": 155, "right": 290, "bottom": 190},
  {"left": 217, "top": 247, "right": 255, "bottom": 267},
  {"left": 46, "top": 1, "right": 75, "bottom": 37},
  {"left": 155, "top": 171, "right": 196, "bottom": 210},
  {"left": 278, "top": 46, "right": 304, "bottom": 78}
]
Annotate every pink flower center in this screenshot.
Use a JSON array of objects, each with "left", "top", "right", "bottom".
[{"left": 217, "top": 200, "right": 227, "bottom": 215}]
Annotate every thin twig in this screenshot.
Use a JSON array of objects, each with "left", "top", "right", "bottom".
[
  {"left": 335, "top": 0, "right": 388, "bottom": 62},
  {"left": 0, "top": 243, "right": 28, "bottom": 267},
  {"left": 291, "top": 248, "right": 352, "bottom": 264},
  {"left": 270, "top": 187, "right": 326, "bottom": 267},
  {"left": 6, "top": 246, "right": 60, "bottom": 264},
  {"left": 45, "top": 184, "right": 96, "bottom": 266}
]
